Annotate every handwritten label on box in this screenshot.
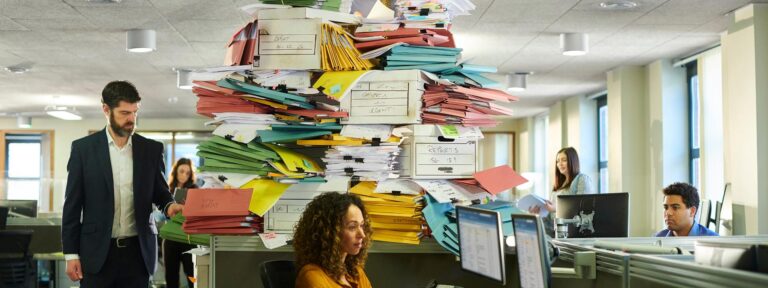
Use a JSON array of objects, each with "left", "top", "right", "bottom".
[
  {"left": 350, "top": 81, "right": 410, "bottom": 117},
  {"left": 414, "top": 143, "right": 476, "bottom": 176},
  {"left": 259, "top": 34, "right": 316, "bottom": 55}
]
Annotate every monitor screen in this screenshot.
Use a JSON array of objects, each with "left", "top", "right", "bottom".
[
  {"left": 456, "top": 205, "right": 505, "bottom": 284},
  {"left": 512, "top": 214, "right": 549, "bottom": 288},
  {"left": 556, "top": 193, "right": 629, "bottom": 238},
  {"left": 0, "top": 200, "right": 38, "bottom": 218}
]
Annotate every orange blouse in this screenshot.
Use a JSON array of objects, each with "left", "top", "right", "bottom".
[{"left": 295, "top": 263, "right": 372, "bottom": 288}]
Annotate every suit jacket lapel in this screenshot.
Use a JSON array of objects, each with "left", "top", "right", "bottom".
[
  {"left": 98, "top": 129, "right": 114, "bottom": 197},
  {"left": 132, "top": 134, "right": 143, "bottom": 199}
]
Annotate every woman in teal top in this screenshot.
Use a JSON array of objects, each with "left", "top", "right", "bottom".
[{"left": 530, "top": 147, "right": 593, "bottom": 236}]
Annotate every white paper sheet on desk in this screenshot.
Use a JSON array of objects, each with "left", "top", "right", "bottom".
[
  {"left": 340, "top": 125, "right": 392, "bottom": 140},
  {"left": 258, "top": 233, "right": 292, "bottom": 250},
  {"left": 213, "top": 124, "right": 268, "bottom": 144},
  {"left": 184, "top": 247, "right": 210, "bottom": 256},
  {"left": 206, "top": 113, "right": 282, "bottom": 126},
  {"left": 374, "top": 179, "right": 422, "bottom": 195},
  {"left": 414, "top": 180, "right": 469, "bottom": 203},
  {"left": 517, "top": 194, "right": 549, "bottom": 218}
]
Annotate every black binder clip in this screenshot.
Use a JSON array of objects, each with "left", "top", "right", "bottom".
[
  {"left": 354, "top": 158, "right": 364, "bottom": 163},
  {"left": 450, "top": 198, "right": 460, "bottom": 203},
  {"left": 392, "top": 190, "right": 401, "bottom": 196},
  {"left": 344, "top": 167, "right": 354, "bottom": 176},
  {"left": 218, "top": 175, "right": 228, "bottom": 182},
  {"left": 435, "top": 23, "right": 445, "bottom": 28},
  {"left": 350, "top": 176, "right": 361, "bottom": 187},
  {"left": 419, "top": 8, "right": 430, "bottom": 16},
  {"left": 224, "top": 134, "right": 234, "bottom": 141},
  {"left": 275, "top": 84, "right": 289, "bottom": 93},
  {"left": 371, "top": 137, "right": 381, "bottom": 146},
  {"left": 343, "top": 155, "right": 353, "bottom": 161},
  {"left": 471, "top": 199, "right": 481, "bottom": 205}
]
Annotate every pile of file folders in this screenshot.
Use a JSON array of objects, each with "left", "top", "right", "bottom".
[
  {"left": 350, "top": 181, "right": 427, "bottom": 245},
  {"left": 421, "top": 84, "right": 517, "bottom": 126},
  {"left": 159, "top": 214, "right": 210, "bottom": 246},
  {"left": 181, "top": 188, "right": 264, "bottom": 234}
]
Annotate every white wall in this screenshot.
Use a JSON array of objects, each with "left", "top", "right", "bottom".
[
  {"left": 646, "top": 59, "right": 689, "bottom": 230},
  {"left": 564, "top": 95, "right": 598, "bottom": 190},
  {"left": 0, "top": 117, "right": 211, "bottom": 212},
  {"left": 721, "top": 3, "right": 768, "bottom": 234},
  {"left": 607, "top": 66, "right": 652, "bottom": 236},
  {"left": 699, "top": 48, "right": 725, "bottom": 205}
]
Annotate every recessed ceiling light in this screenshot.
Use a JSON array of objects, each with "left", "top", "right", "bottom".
[
  {"left": 599, "top": 1, "right": 638, "bottom": 10},
  {"left": 4, "top": 66, "right": 28, "bottom": 74}
]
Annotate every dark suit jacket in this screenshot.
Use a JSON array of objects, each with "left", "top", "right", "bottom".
[{"left": 62, "top": 129, "right": 174, "bottom": 275}]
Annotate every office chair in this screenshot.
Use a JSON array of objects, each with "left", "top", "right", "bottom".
[
  {"left": 0, "top": 230, "right": 35, "bottom": 288},
  {"left": 0, "top": 206, "right": 8, "bottom": 230},
  {"left": 259, "top": 260, "right": 297, "bottom": 288}
]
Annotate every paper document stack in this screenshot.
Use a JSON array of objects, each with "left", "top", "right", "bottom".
[
  {"left": 350, "top": 181, "right": 426, "bottom": 244},
  {"left": 259, "top": 0, "right": 354, "bottom": 13},
  {"left": 159, "top": 214, "right": 210, "bottom": 246},
  {"left": 182, "top": 189, "right": 264, "bottom": 235},
  {"left": 323, "top": 145, "right": 401, "bottom": 181},
  {"left": 421, "top": 85, "right": 518, "bottom": 126},
  {"left": 352, "top": 27, "right": 456, "bottom": 51},
  {"left": 393, "top": 0, "right": 476, "bottom": 28}
]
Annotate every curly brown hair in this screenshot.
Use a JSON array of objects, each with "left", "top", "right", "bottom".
[{"left": 293, "top": 192, "right": 373, "bottom": 282}]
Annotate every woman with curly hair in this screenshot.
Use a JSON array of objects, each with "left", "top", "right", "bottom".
[{"left": 294, "top": 192, "right": 373, "bottom": 288}]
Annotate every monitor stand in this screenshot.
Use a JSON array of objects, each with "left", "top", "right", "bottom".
[{"left": 551, "top": 251, "right": 596, "bottom": 279}]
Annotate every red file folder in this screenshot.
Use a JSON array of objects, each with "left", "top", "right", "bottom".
[{"left": 183, "top": 189, "right": 253, "bottom": 217}]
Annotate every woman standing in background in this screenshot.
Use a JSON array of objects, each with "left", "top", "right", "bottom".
[
  {"left": 530, "top": 147, "right": 593, "bottom": 236},
  {"left": 164, "top": 158, "right": 198, "bottom": 288}
]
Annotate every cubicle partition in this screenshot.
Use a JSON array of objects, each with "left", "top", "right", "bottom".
[
  {"left": 554, "top": 236, "right": 768, "bottom": 288},
  {"left": 211, "top": 236, "right": 526, "bottom": 288}
]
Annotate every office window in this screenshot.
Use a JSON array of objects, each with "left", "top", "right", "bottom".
[
  {"left": 596, "top": 95, "right": 608, "bottom": 193},
  {"left": 687, "top": 62, "right": 701, "bottom": 188},
  {"left": 5, "top": 134, "right": 42, "bottom": 200},
  {"left": 140, "top": 131, "right": 209, "bottom": 176}
]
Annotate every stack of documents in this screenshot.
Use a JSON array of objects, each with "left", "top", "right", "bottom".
[
  {"left": 259, "top": 0, "right": 354, "bottom": 13},
  {"left": 393, "top": 0, "right": 477, "bottom": 28},
  {"left": 352, "top": 27, "right": 456, "bottom": 51},
  {"left": 421, "top": 84, "right": 518, "bottom": 126},
  {"left": 224, "top": 20, "right": 258, "bottom": 66},
  {"left": 193, "top": 80, "right": 273, "bottom": 117},
  {"left": 321, "top": 23, "right": 375, "bottom": 71},
  {"left": 197, "top": 136, "right": 280, "bottom": 176},
  {"left": 159, "top": 214, "right": 210, "bottom": 246},
  {"left": 350, "top": 181, "right": 426, "bottom": 244},
  {"left": 182, "top": 189, "right": 264, "bottom": 235},
  {"left": 322, "top": 145, "right": 401, "bottom": 181},
  {"left": 382, "top": 45, "right": 462, "bottom": 73}
]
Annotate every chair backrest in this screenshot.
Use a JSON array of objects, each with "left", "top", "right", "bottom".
[
  {"left": 260, "top": 260, "right": 297, "bottom": 288},
  {"left": 0, "top": 230, "right": 32, "bottom": 256},
  {"left": 0, "top": 207, "right": 8, "bottom": 230}
]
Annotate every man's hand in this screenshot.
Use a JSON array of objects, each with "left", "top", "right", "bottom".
[
  {"left": 167, "top": 203, "right": 184, "bottom": 217},
  {"left": 66, "top": 259, "right": 83, "bottom": 281}
]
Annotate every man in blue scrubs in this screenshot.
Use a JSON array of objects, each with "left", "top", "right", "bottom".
[{"left": 656, "top": 182, "right": 718, "bottom": 237}]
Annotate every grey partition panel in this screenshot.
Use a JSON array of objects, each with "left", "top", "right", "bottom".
[
  {"left": 211, "top": 236, "right": 523, "bottom": 288},
  {"left": 629, "top": 254, "right": 768, "bottom": 288},
  {"left": 554, "top": 240, "right": 630, "bottom": 288}
]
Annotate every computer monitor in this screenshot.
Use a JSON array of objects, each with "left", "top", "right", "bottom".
[
  {"left": 0, "top": 200, "right": 38, "bottom": 218},
  {"left": 456, "top": 205, "right": 505, "bottom": 285},
  {"left": 511, "top": 214, "right": 550, "bottom": 288},
  {"left": 555, "top": 192, "right": 629, "bottom": 238}
]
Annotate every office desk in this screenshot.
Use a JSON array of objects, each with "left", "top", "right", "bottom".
[
  {"left": 7, "top": 217, "right": 62, "bottom": 254},
  {"left": 211, "top": 236, "right": 530, "bottom": 288}
]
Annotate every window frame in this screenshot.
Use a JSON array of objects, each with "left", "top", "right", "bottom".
[
  {"left": 4, "top": 134, "right": 43, "bottom": 201},
  {"left": 687, "top": 62, "right": 701, "bottom": 187},
  {"left": 596, "top": 95, "right": 608, "bottom": 193}
]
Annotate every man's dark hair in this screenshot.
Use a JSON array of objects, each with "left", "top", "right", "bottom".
[
  {"left": 102, "top": 81, "right": 141, "bottom": 109},
  {"left": 663, "top": 182, "right": 699, "bottom": 209}
]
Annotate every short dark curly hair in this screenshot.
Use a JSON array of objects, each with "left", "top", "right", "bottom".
[
  {"left": 102, "top": 80, "right": 141, "bottom": 109},
  {"left": 293, "top": 192, "right": 372, "bottom": 281},
  {"left": 662, "top": 182, "right": 699, "bottom": 209}
]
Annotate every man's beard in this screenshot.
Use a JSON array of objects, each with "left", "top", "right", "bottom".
[{"left": 110, "top": 112, "right": 135, "bottom": 137}]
